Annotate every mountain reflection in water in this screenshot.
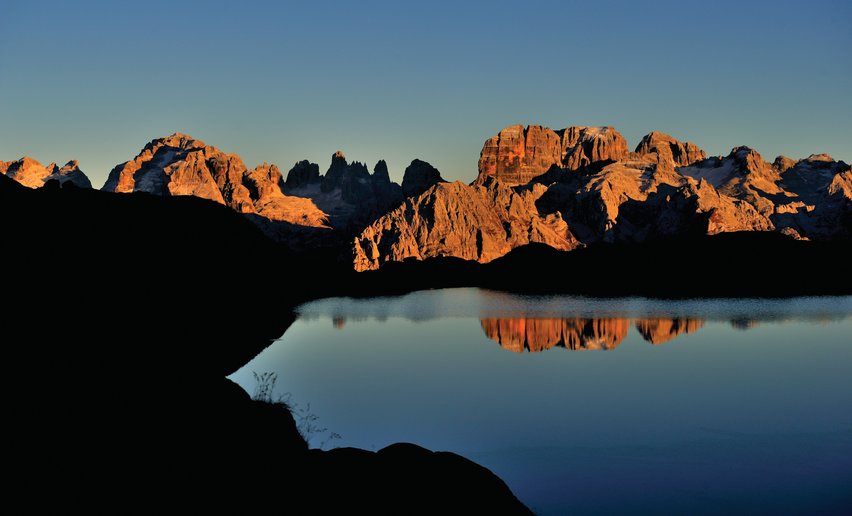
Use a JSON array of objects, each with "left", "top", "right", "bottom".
[
  {"left": 233, "top": 290, "right": 852, "bottom": 516},
  {"left": 480, "top": 317, "right": 705, "bottom": 352}
]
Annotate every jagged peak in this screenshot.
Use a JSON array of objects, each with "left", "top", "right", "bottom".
[
  {"left": 402, "top": 158, "right": 445, "bottom": 198},
  {"left": 371, "top": 160, "right": 391, "bottom": 184},
  {"left": 730, "top": 145, "right": 755, "bottom": 156},
  {"left": 565, "top": 125, "right": 617, "bottom": 135},
  {"left": 497, "top": 123, "right": 621, "bottom": 139},
  {"left": 635, "top": 131, "right": 706, "bottom": 167},
  {"left": 151, "top": 132, "right": 206, "bottom": 151},
  {"left": 805, "top": 153, "right": 834, "bottom": 162},
  {"left": 16, "top": 156, "right": 43, "bottom": 166},
  {"left": 165, "top": 131, "right": 196, "bottom": 141},
  {"left": 635, "top": 130, "right": 687, "bottom": 149},
  {"left": 285, "top": 160, "right": 320, "bottom": 189},
  {"left": 479, "top": 123, "right": 629, "bottom": 186},
  {"left": 642, "top": 130, "right": 668, "bottom": 139}
]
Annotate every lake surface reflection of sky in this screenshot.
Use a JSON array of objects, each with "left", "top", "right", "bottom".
[{"left": 231, "top": 289, "right": 852, "bottom": 514}]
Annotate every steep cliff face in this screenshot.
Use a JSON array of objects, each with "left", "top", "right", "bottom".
[
  {"left": 1, "top": 157, "right": 92, "bottom": 189},
  {"left": 634, "top": 131, "right": 706, "bottom": 168},
  {"left": 355, "top": 122, "right": 848, "bottom": 271},
  {"left": 477, "top": 124, "right": 629, "bottom": 186},
  {"left": 353, "top": 178, "right": 579, "bottom": 271}
]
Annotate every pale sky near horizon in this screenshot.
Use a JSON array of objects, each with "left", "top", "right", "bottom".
[{"left": 1, "top": 0, "right": 850, "bottom": 188}]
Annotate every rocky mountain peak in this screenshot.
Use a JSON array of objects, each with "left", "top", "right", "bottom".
[
  {"left": 773, "top": 155, "right": 797, "bottom": 173},
  {"left": 373, "top": 160, "right": 391, "bottom": 184},
  {"left": 1, "top": 156, "right": 92, "bottom": 189},
  {"left": 285, "top": 160, "right": 321, "bottom": 189},
  {"left": 558, "top": 126, "right": 629, "bottom": 169},
  {"left": 1, "top": 157, "right": 51, "bottom": 188},
  {"left": 726, "top": 147, "right": 781, "bottom": 185},
  {"left": 353, "top": 175, "right": 579, "bottom": 271},
  {"left": 634, "top": 131, "right": 706, "bottom": 167},
  {"left": 322, "top": 151, "right": 353, "bottom": 192},
  {"left": 477, "top": 124, "right": 629, "bottom": 186},
  {"left": 805, "top": 153, "right": 835, "bottom": 163},
  {"left": 277, "top": 152, "right": 404, "bottom": 232},
  {"left": 161, "top": 132, "right": 202, "bottom": 149},
  {"left": 56, "top": 160, "right": 93, "bottom": 188},
  {"left": 402, "top": 159, "right": 445, "bottom": 198},
  {"left": 102, "top": 133, "right": 332, "bottom": 240},
  {"left": 731, "top": 145, "right": 759, "bottom": 159}
]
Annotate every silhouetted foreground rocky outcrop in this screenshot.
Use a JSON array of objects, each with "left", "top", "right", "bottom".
[{"left": 1, "top": 175, "right": 528, "bottom": 512}]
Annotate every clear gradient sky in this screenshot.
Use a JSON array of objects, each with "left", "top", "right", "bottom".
[{"left": 1, "top": 0, "right": 850, "bottom": 187}]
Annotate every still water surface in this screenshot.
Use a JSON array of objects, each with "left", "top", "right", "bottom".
[{"left": 231, "top": 289, "right": 852, "bottom": 514}]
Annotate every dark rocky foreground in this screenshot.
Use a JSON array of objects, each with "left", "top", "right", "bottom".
[
  {"left": 3, "top": 175, "right": 851, "bottom": 511},
  {"left": 1, "top": 176, "right": 529, "bottom": 512}
]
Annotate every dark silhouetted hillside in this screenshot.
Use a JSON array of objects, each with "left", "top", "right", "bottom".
[{"left": 1, "top": 175, "right": 529, "bottom": 513}]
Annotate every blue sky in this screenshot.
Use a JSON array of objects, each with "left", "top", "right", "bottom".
[{"left": 1, "top": 0, "right": 850, "bottom": 187}]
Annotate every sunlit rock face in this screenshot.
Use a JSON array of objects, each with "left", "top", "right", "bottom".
[
  {"left": 1, "top": 157, "right": 92, "bottom": 189},
  {"left": 677, "top": 148, "right": 851, "bottom": 239},
  {"left": 353, "top": 178, "right": 580, "bottom": 271},
  {"left": 102, "top": 136, "right": 408, "bottom": 244},
  {"left": 477, "top": 124, "right": 629, "bottom": 186},
  {"left": 634, "top": 131, "right": 706, "bottom": 168},
  {"left": 103, "top": 133, "right": 327, "bottom": 226},
  {"left": 355, "top": 123, "right": 849, "bottom": 271}
]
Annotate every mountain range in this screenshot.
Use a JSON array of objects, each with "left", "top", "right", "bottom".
[
  {"left": 4, "top": 125, "right": 850, "bottom": 269},
  {"left": 4, "top": 123, "right": 847, "bottom": 513}
]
